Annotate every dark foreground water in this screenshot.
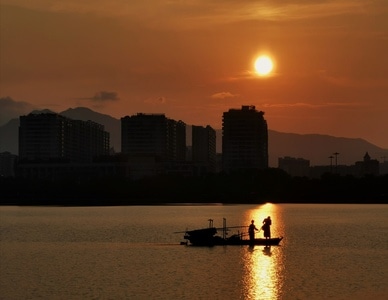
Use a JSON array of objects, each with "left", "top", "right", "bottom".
[{"left": 0, "top": 204, "right": 387, "bottom": 299}]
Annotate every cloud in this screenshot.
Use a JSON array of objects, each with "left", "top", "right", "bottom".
[
  {"left": 262, "top": 102, "right": 366, "bottom": 109},
  {"left": 211, "top": 92, "right": 239, "bottom": 99},
  {"left": 319, "top": 72, "right": 388, "bottom": 89},
  {"left": 80, "top": 91, "right": 119, "bottom": 102},
  {"left": 0, "top": 97, "right": 36, "bottom": 126},
  {"left": 144, "top": 96, "right": 167, "bottom": 104},
  {"left": 91, "top": 91, "right": 119, "bottom": 102},
  {"left": 6, "top": 0, "right": 376, "bottom": 30}
]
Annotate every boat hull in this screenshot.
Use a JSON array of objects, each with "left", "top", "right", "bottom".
[
  {"left": 223, "top": 237, "right": 283, "bottom": 246},
  {"left": 185, "top": 235, "right": 283, "bottom": 246}
]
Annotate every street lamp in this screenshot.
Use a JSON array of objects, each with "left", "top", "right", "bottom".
[
  {"left": 333, "top": 152, "right": 339, "bottom": 173},
  {"left": 329, "top": 155, "right": 334, "bottom": 173}
]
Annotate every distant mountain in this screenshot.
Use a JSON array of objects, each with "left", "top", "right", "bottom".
[
  {"left": 267, "top": 131, "right": 387, "bottom": 167},
  {"left": 31, "top": 109, "right": 56, "bottom": 114},
  {"left": 213, "top": 129, "right": 387, "bottom": 167},
  {"left": 1, "top": 107, "right": 387, "bottom": 167}
]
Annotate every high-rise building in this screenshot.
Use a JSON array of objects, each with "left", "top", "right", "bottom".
[
  {"left": 121, "top": 113, "right": 186, "bottom": 162},
  {"left": 19, "top": 113, "right": 110, "bottom": 163},
  {"left": 192, "top": 125, "right": 216, "bottom": 173},
  {"left": 222, "top": 105, "right": 268, "bottom": 172},
  {"left": 175, "top": 120, "right": 187, "bottom": 162},
  {"left": 0, "top": 152, "right": 17, "bottom": 177}
]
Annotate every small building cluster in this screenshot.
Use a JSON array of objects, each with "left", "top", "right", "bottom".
[
  {"left": 279, "top": 152, "right": 381, "bottom": 178},
  {"left": 278, "top": 157, "right": 310, "bottom": 177}
]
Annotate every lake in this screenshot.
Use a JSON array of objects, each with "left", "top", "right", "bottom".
[{"left": 0, "top": 204, "right": 387, "bottom": 299}]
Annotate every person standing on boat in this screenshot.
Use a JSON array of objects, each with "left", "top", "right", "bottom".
[
  {"left": 248, "top": 220, "right": 258, "bottom": 243},
  {"left": 262, "top": 216, "right": 272, "bottom": 239}
]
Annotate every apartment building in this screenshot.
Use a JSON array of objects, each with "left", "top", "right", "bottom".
[{"left": 222, "top": 105, "right": 268, "bottom": 172}]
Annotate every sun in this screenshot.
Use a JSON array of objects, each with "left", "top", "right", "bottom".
[{"left": 254, "top": 55, "right": 273, "bottom": 76}]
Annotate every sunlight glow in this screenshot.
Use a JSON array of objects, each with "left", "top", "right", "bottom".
[
  {"left": 241, "top": 203, "right": 284, "bottom": 299},
  {"left": 254, "top": 55, "right": 274, "bottom": 76}
]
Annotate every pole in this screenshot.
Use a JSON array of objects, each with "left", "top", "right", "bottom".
[
  {"left": 333, "top": 152, "right": 339, "bottom": 173},
  {"left": 329, "top": 155, "right": 333, "bottom": 173},
  {"left": 223, "top": 218, "right": 226, "bottom": 240}
]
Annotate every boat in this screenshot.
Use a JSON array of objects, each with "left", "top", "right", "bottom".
[{"left": 177, "top": 218, "right": 283, "bottom": 246}]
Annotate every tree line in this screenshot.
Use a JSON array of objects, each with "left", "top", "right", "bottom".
[{"left": 1, "top": 169, "right": 387, "bottom": 205}]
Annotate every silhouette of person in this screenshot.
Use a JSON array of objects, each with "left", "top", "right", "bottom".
[
  {"left": 248, "top": 220, "right": 258, "bottom": 243},
  {"left": 262, "top": 216, "right": 272, "bottom": 239}
]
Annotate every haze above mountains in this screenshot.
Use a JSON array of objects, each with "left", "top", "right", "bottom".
[{"left": 0, "top": 107, "right": 386, "bottom": 167}]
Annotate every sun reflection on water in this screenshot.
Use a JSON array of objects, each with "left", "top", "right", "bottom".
[{"left": 241, "top": 203, "right": 284, "bottom": 299}]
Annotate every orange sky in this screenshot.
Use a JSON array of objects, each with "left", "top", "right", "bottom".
[{"left": 1, "top": 0, "right": 388, "bottom": 148}]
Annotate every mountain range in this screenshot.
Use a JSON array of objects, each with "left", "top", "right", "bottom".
[{"left": 1, "top": 107, "right": 387, "bottom": 167}]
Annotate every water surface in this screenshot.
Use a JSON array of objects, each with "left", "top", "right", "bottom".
[{"left": 1, "top": 204, "right": 387, "bottom": 299}]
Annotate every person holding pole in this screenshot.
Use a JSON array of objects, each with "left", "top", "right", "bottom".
[{"left": 248, "top": 220, "right": 258, "bottom": 244}]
